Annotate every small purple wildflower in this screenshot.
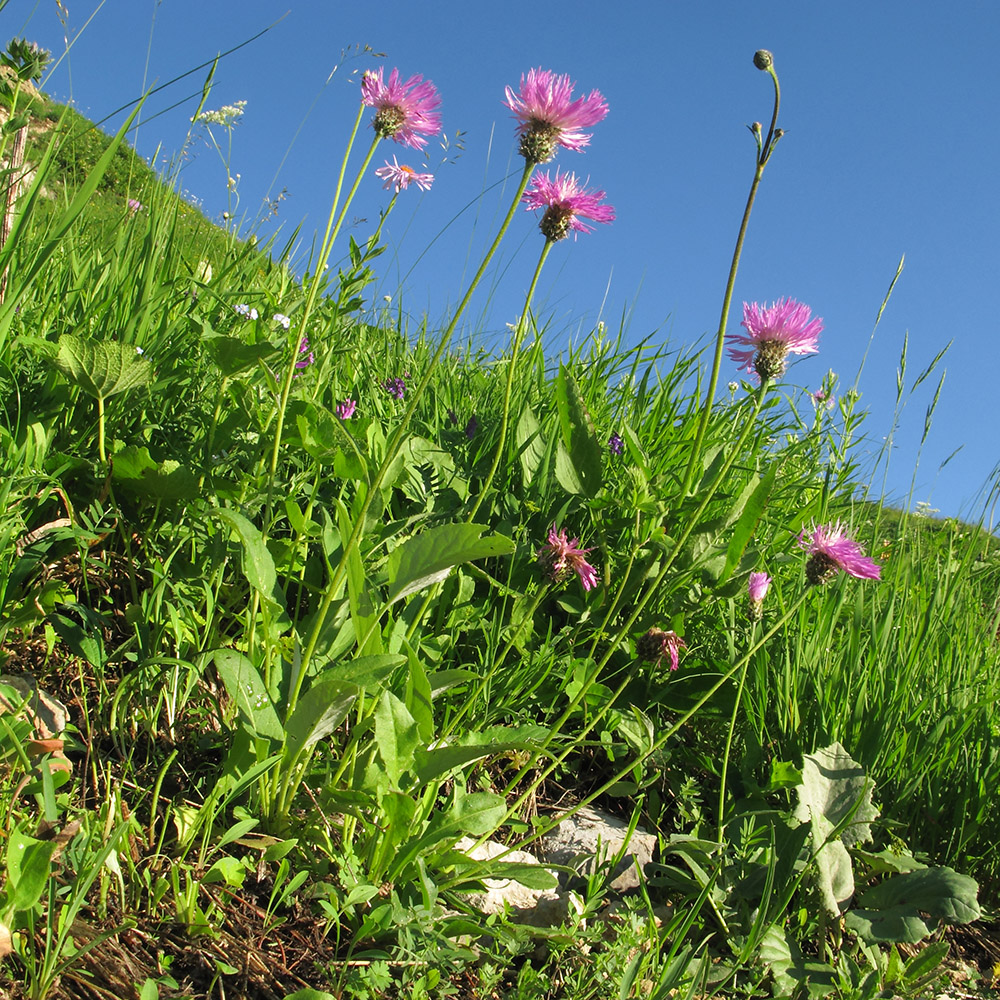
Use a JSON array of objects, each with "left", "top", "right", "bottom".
[
  {"left": 798, "top": 522, "right": 881, "bottom": 585},
  {"left": 273, "top": 313, "right": 291, "bottom": 330},
  {"left": 538, "top": 525, "right": 599, "bottom": 592},
  {"left": 295, "top": 336, "right": 314, "bottom": 371},
  {"left": 637, "top": 628, "right": 687, "bottom": 672},
  {"left": 336, "top": 399, "right": 356, "bottom": 420},
  {"left": 375, "top": 156, "right": 434, "bottom": 192},
  {"left": 748, "top": 571, "right": 771, "bottom": 621},
  {"left": 608, "top": 432, "right": 624, "bottom": 456},
  {"left": 464, "top": 415, "right": 478, "bottom": 439},
  {"left": 127, "top": 198, "right": 144, "bottom": 213},
  {"left": 384, "top": 376, "right": 406, "bottom": 400},
  {"left": 812, "top": 389, "right": 835, "bottom": 411},
  {"left": 234, "top": 303, "right": 258, "bottom": 321}
]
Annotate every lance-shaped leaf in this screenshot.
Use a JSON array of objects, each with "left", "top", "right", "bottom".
[
  {"left": 386, "top": 523, "right": 515, "bottom": 604},
  {"left": 554, "top": 367, "right": 603, "bottom": 498}
]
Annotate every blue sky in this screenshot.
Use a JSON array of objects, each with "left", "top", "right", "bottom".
[{"left": 17, "top": 1, "right": 1000, "bottom": 524}]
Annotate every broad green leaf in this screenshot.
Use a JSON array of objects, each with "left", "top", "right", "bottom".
[
  {"left": 555, "top": 367, "right": 603, "bottom": 498},
  {"left": 213, "top": 508, "right": 279, "bottom": 607},
  {"left": 446, "top": 791, "right": 507, "bottom": 836},
  {"left": 720, "top": 463, "right": 777, "bottom": 583},
  {"left": 213, "top": 649, "right": 282, "bottom": 741},
  {"left": 515, "top": 405, "right": 546, "bottom": 486},
  {"left": 112, "top": 445, "right": 199, "bottom": 500},
  {"left": 335, "top": 499, "right": 381, "bottom": 654},
  {"left": 373, "top": 691, "right": 420, "bottom": 786},
  {"left": 283, "top": 679, "right": 357, "bottom": 756},
  {"left": 5, "top": 825, "right": 55, "bottom": 912},
  {"left": 54, "top": 334, "right": 152, "bottom": 400},
  {"left": 310, "top": 654, "right": 404, "bottom": 689},
  {"left": 201, "top": 329, "right": 277, "bottom": 376},
  {"left": 554, "top": 439, "right": 584, "bottom": 495},
  {"left": 386, "top": 523, "right": 515, "bottom": 604},
  {"left": 794, "top": 742, "right": 878, "bottom": 916},
  {"left": 281, "top": 991, "right": 337, "bottom": 1000}
]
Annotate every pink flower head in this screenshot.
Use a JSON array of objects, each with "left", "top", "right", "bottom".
[
  {"left": 798, "top": 521, "right": 881, "bottom": 585},
  {"left": 127, "top": 198, "right": 144, "bottom": 213},
  {"left": 361, "top": 67, "right": 442, "bottom": 150},
  {"left": 538, "top": 525, "right": 599, "bottom": 592},
  {"left": 637, "top": 628, "right": 687, "bottom": 671},
  {"left": 522, "top": 170, "right": 615, "bottom": 241},
  {"left": 727, "top": 298, "right": 823, "bottom": 382},
  {"left": 375, "top": 155, "right": 434, "bottom": 193},
  {"left": 336, "top": 398, "right": 356, "bottom": 420},
  {"left": 504, "top": 68, "right": 608, "bottom": 164},
  {"left": 748, "top": 572, "right": 771, "bottom": 603}
]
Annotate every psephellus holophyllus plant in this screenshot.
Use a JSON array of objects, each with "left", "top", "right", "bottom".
[
  {"left": 637, "top": 628, "right": 687, "bottom": 672},
  {"left": 361, "top": 67, "right": 442, "bottom": 150},
  {"left": 504, "top": 67, "right": 609, "bottom": 164},
  {"left": 798, "top": 522, "right": 882, "bottom": 585},
  {"left": 748, "top": 571, "right": 771, "bottom": 620},
  {"left": 375, "top": 156, "right": 434, "bottom": 192},
  {"left": 522, "top": 170, "right": 615, "bottom": 241},
  {"left": 726, "top": 298, "right": 823, "bottom": 381},
  {"left": 538, "top": 526, "right": 599, "bottom": 592}
]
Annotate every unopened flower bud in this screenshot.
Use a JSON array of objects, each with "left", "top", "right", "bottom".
[{"left": 753, "top": 50, "right": 774, "bottom": 71}]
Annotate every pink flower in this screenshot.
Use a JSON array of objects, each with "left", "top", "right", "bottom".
[
  {"left": 127, "top": 198, "right": 144, "bottom": 213},
  {"left": 748, "top": 572, "right": 771, "bottom": 603},
  {"left": 522, "top": 170, "right": 615, "bottom": 241},
  {"left": 295, "top": 335, "right": 314, "bottom": 372},
  {"left": 538, "top": 525, "right": 599, "bottom": 591},
  {"left": 727, "top": 298, "right": 823, "bottom": 382},
  {"left": 798, "top": 522, "right": 881, "bottom": 585},
  {"left": 375, "top": 156, "right": 434, "bottom": 193},
  {"left": 504, "top": 68, "right": 608, "bottom": 164},
  {"left": 361, "top": 67, "right": 442, "bottom": 150},
  {"left": 637, "top": 628, "right": 687, "bottom": 671},
  {"left": 336, "top": 398, "right": 356, "bottom": 420}
]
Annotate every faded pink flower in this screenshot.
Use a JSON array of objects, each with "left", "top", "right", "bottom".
[
  {"left": 798, "top": 521, "right": 881, "bottom": 585},
  {"left": 361, "top": 67, "right": 442, "bottom": 150},
  {"left": 522, "top": 170, "right": 615, "bottom": 241},
  {"left": 504, "top": 68, "right": 608, "bottom": 164},
  {"left": 375, "top": 156, "right": 434, "bottom": 192},
  {"left": 727, "top": 298, "right": 823, "bottom": 382},
  {"left": 637, "top": 627, "right": 687, "bottom": 672},
  {"left": 748, "top": 571, "right": 771, "bottom": 621},
  {"left": 538, "top": 525, "right": 599, "bottom": 591}
]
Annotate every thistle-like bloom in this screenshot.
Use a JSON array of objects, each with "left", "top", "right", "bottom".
[
  {"left": 504, "top": 68, "right": 609, "bottom": 164},
  {"left": 637, "top": 628, "right": 687, "bottom": 672},
  {"left": 361, "top": 67, "right": 442, "bottom": 150},
  {"left": 273, "top": 313, "right": 291, "bottom": 330},
  {"left": 608, "top": 432, "right": 624, "bottom": 456},
  {"left": 522, "top": 170, "right": 615, "bottom": 241},
  {"left": 798, "top": 522, "right": 881, "bottom": 585},
  {"left": 384, "top": 376, "right": 406, "bottom": 400},
  {"left": 811, "top": 389, "right": 835, "bottom": 411},
  {"left": 234, "top": 303, "right": 258, "bottom": 321},
  {"left": 748, "top": 571, "right": 771, "bottom": 621},
  {"left": 295, "top": 336, "right": 314, "bottom": 371},
  {"left": 336, "top": 399, "right": 356, "bottom": 420},
  {"left": 538, "top": 525, "right": 599, "bottom": 592},
  {"left": 127, "top": 198, "right": 143, "bottom": 213},
  {"left": 727, "top": 298, "right": 822, "bottom": 382},
  {"left": 375, "top": 156, "right": 434, "bottom": 193}
]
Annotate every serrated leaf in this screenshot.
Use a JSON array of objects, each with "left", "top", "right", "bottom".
[
  {"left": 386, "top": 523, "right": 515, "bottom": 604},
  {"left": 54, "top": 334, "right": 152, "bottom": 399}
]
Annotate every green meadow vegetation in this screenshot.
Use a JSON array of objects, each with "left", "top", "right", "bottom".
[{"left": 1, "top": 32, "right": 999, "bottom": 1000}]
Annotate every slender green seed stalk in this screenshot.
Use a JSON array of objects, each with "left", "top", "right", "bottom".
[{"left": 681, "top": 63, "right": 780, "bottom": 496}]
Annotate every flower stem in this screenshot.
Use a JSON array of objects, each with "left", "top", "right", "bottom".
[
  {"left": 288, "top": 161, "right": 537, "bottom": 718},
  {"left": 681, "top": 63, "right": 780, "bottom": 497},
  {"left": 468, "top": 239, "right": 552, "bottom": 521}
]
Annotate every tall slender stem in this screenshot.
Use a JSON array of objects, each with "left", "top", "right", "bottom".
[
  {"left": 681, "top": 61, "right": 780, "bottom": 496},
  {"left": 288, "top": 161, "right": 537, "bottom": 717}
]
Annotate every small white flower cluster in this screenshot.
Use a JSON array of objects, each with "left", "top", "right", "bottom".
[{"left": 192, "top": 100, "right": 247, "bottom": 126}]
